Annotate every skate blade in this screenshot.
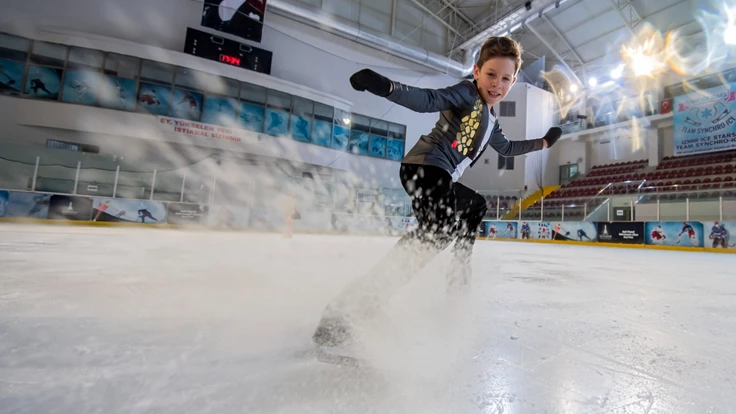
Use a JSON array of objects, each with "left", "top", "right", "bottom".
[{"left": 316, "top": 346, "right": 366, "bottom": 368}]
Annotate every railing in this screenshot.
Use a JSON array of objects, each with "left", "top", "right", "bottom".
[
  {"left": 557, "top": 100, "right": 664, "bottom": 135},
  {"left": 513, "top": 179, "right": 736, "bottom": 223},
  {"left": 0, "top": 141, "right": 408, "bottom": 217}
]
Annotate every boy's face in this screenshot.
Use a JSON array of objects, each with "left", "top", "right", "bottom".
[{"left": 473, "top": 57, "right": 517, "bottom": 107}]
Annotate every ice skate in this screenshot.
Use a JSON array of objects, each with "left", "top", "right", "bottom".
[{"left": 312, "top": 315, "right": 353, "bottom": 347}]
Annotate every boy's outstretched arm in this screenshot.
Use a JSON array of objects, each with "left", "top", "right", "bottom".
[
  {"left": 350, "top": 69, "right": 476, "bottom": 113},
  {"left": 490, "top": 125, "right": 562, "bottom": 157}
]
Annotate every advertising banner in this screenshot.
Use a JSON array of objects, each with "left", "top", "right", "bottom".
[
  {"left": 47, "top": 195, "right": 93, "bottom": 221},
  {"left": 331, "top": 213, "right": 410, "bottom": 235},
  {"left": 484, "top": 221, "right": 518, "bottom": 239},
  {"left": 673, "top": 82, "right": 736, "bottom": 156},
  {"left": 518, "top": 221, "right": 552, "bottom": 240},
  {"left": 91, "top": 198, "right": 167, "bottom": 224},
  {"left": 157, "top": 116, "right": 260, "bottom": 145},
  {"left": 208, "top": 205, "right": 251, "bottom": 229},
  {"left": 0, "top": 190, "right": 7, "bottom": 217},
  {"left": 644, "top": 221, "right": 704, "bottom": 247},
  {"left": 5, "top": 192, "right": 51, "bottom": 218},
  {"left": 700, "top": 221, "right": 736, "bottom": 250},
  {"left": 596, "top": 222, "right": 645, "bottom": 244},
  {"left": 166, "top": 203, "right": 208, "bottom": 225},
  {"left": 548, "top": 221, "right": 598, "bottom": 242}
]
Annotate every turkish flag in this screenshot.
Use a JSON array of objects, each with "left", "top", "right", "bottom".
[{"left": 660, "top": 98, "right": 672, "bottom": 114}]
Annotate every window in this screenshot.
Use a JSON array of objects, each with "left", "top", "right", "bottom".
[
  {"left": 500, "top": 101, "right": 516, "bottom": 117},
  {"left": 348, "top": 114, "right": 371, "bottom": 155},
  {"left": 368, "top": 119, "right": 388, "bottom": 158},
  {"left": 386, "top": 122, "right": 406, "bottom": 161},
  {"left": 0, "top": 33, "right": 30, "bottom": 62},
  {"left": 67, "top": 47, "right": 104, "bottom": 69},
  {"left": 290, "top": 97, "right": 313, "bottom": 143},
  {"left": 240, "top": 82, "right": 266, "bottom": 104},
  {"left": 498, "top": 154, "right": 514, "bottom": 170},
  {"left": 559, "top": 163, "right": 579, "bottom": 185},
  {"left": 62, "top": 47, "right": 104, "bottom": 106},
  {"left": 175, "top": 67, "right": 213, "bottom": 91},
  {"left": 104, "top": 54, "right": 140, "bottom": 79},
  {"left": 100, "top": 54, "right": 139, "bottom": 111},
  {"left": 208, "top": 76, "right": 240, "bottom": 98},
  {"left": 265, "top": 89, "right": 291, "bottom": 136},
  {"left": 239, "top": 82, "right": 266, "bottom": 132},
  {"left": 312, "top": 103, "right": 333, "bottom": 147},
  {"left": 0, "top": 34, "right": 30, "bottom": 97},
  {"left": 30, "top": 41, "right": 67, "bottom": 67},
  {"left": 46, "top": 139, "right": 100, "bottom": 153},
  {"left": 332, "top": 108, "right": 350, "bottom": 151},
  {"left": 140, "top": 60, "right": 175, "bottom": 84}
]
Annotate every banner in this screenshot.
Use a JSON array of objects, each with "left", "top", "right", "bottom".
[
  {"left": 644, "top": 221, "right": 704, "bottom": 247},
  {"left": 673, "top": 82, "right": 736, "bottom": 156},
  {"left": 330, "top": 213, "right": 415, "bottom": 235},
  {"left": 549, "top": 221, "right": 597, "bottom": 242},
  {"left": 0, "top": 58, "right": 25, "bottom": 97},
  {"left": 157, "top": 116, "right": 259, "bottom": 145},
  {"left": 701, "top": 221, "right": 736, "bottom": 250},
  {"left": 596, "top": 222, "right": 645, "bottom": 244},
  {"left": 0, "top": 190, "right": 7, "bottom": 217},
  {"left": 518, "top": 221, "right": 552, "bottom": 240},
  {"left": 6, "top": 191, "right": 50, "bottom": 218},
  {"left": 385, "top": 216, "right": 418, "bottom": 236},
  {"left": 208, "top": 205, "right": 251, "bottom": 229},
  {"left": 166, "top": 203, "right": 208, "bottom": 225},
  {"left": 91, "top": 198, "right": 167, "bottom": 224},
  {"left": 294, "top": 212, "right": 334, "bottom": 232},
  {"left": 47, "top": 195, "right": 93, "bottom": 221},
  {"left": 484, "top": 221, "right": 517, "bottom": 239},
  {"left": 249, "top": 209, "right": 286, "bottom": 230}
]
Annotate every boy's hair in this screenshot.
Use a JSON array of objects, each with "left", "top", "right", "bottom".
[{"left": 476, "top": 36, "right": 523, "bottom": 75}]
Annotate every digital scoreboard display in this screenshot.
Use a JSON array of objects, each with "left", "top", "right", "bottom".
[{"left": 184, "top": 27, "right": 272, "bottom": 75}]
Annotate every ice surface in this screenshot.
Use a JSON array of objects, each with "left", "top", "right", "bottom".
[{"left": 1, "top": 223, "right": 735, "bottom": 413}]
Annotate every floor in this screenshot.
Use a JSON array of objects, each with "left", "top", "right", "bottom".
[{"left": 0, "top": 224, "right": 734, "bottom": 413}]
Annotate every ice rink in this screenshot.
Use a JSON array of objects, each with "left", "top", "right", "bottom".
[{"left": 1, "top": 223, "right": 735, "bottom": 413}]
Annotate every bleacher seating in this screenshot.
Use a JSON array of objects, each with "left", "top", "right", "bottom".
[{"left": 517, "top": 149, "right": 736, "bottom": 220}]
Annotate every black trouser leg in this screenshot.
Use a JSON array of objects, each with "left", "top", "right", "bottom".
[
  {"left": 446, "top": 182, "right": 487, "bottom": 295},
  {"left": 322, "top": 165, "right": 457, "bottom": 322}
]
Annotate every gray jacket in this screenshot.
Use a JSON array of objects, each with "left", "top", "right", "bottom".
[{"left": 386, "top": 79, "right": 544, "bottom": 180}]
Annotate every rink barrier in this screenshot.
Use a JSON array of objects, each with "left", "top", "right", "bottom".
[
  {"left": 480, "top": 219, "right": 736, "bottom": 254},
  {"left": 1, "top": 189, "right": 735, "bottom": 253}
]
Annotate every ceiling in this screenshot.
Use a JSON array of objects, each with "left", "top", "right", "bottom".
[{"left": 276, "top": 0, "right": 716, "bottom": 83}]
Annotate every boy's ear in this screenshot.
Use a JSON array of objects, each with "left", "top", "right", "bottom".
[
  {"left": 511, "top": 75, "right": 517, "bottom": 86},
  {"left": 473, "top": 63, "right": 480, "bottom": 80}
]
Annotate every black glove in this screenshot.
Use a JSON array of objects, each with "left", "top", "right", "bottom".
[
  {"left": 543, "top": 127, "right": 562, "bottom": 148},
  {"left": 349, "top": 69, "right": 392, "bottom": 97}
]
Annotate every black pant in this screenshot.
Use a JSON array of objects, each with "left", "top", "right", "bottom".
[{"left": 325, "top": 164, "right": 487, "bottom": 321}]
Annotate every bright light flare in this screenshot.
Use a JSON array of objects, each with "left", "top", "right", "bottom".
[{"left": 621, "top": 33, "right": 667, "bottom": 78}]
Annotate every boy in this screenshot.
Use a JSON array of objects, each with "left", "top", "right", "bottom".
[{"left": 313, "top": 36, "right": 561, "bottom": 347}]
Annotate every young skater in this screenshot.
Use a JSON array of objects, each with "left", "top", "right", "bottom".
[{"left": 313, "top": 36, "right": 561, "bottom": 347}]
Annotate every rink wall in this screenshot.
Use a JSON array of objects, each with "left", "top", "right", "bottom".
[
  {"left": 1, "top": 188, "right": 734, "bottom": 253},
  {"left": 0, "top": 189, "right": 417, "bottom": 235}
]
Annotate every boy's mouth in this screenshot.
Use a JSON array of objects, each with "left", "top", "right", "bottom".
[{"left": 488, "top": 91, "right": 501, "bottom": 98}]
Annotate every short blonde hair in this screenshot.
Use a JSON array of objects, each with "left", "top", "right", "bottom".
[{"left": 476, "top": 36, "right": 523, "bottom": 75}]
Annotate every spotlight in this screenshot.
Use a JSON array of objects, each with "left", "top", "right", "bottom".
[
  {"left": 588, "top": 77, "right": 598, "bottom": 87},
  {"left": 725, "top": 25, "right": 736, "bottom": 45},
  {"left": 610, "top": 64, "right": 624, "bottom": 79}
]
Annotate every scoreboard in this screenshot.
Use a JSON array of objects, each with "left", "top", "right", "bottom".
[{"left": 183, "top": 27, "right": 273, "bottom": 75}]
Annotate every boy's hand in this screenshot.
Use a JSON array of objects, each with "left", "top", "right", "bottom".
[
  {"left": 543, "top": 127, "right": 562, "bottom": 148},
  {"left": 350, "top": 69, "right": 392, "bottom": 97}
]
